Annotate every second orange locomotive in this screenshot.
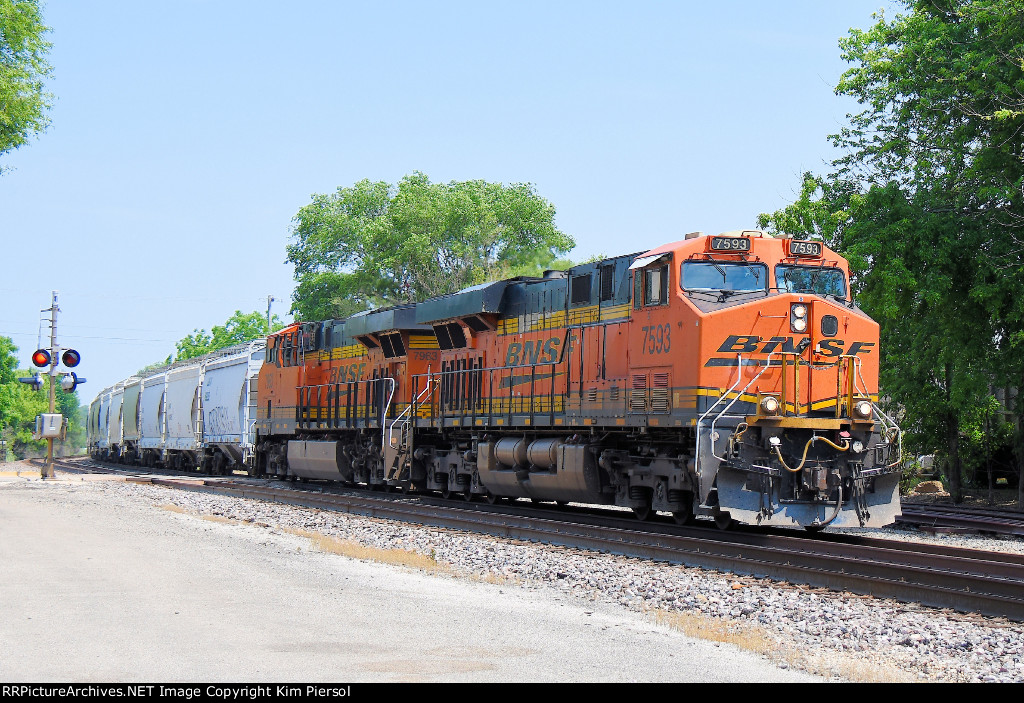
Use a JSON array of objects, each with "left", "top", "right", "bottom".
[{"left": 254, "top": 230, "right": 902, "bottom": 530}]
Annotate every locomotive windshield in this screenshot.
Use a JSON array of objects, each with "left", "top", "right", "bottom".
[
  {"left": 680, "top": 261, "right": 767, "bottom": 292},
  {"left": 775, "top": 265, "right": 847, "bottom": 299}
]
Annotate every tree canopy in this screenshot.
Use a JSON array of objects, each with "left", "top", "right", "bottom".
[
  {"left": 759, "top": 0, "right": 1024, "bottom": 503},
  {"left": 287, "top": 172, "right": 575, "bottom": 321},
  {"left": 167, "top": 310, "right": 285, "bottom": 364},
  {"left": 0, "top": 0, "right": 53, "bottom": 169}
]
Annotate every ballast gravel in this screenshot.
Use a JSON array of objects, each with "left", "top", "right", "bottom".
[{"left": 35, "top": 476, "right": 1024, "bottom": 682}]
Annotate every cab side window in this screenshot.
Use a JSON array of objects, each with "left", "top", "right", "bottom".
[{"left": 644, "top": 265, "right": 669, "bottom": 306}]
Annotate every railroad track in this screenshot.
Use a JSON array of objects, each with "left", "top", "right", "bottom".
[
  {"left": 40, "top": 456, "right": 1024, "bottom": 622},
  {"left": 898, "top": 502, "right": 1024, "bottom": 537}
]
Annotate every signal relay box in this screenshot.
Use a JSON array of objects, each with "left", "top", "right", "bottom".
[{"left": 34, "top": 414, "right": 65, "bottom": 440}]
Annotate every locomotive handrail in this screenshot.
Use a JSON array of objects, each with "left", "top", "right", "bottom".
[
  {"left": 379, "top": 377, "right": 396, "bottom": 451},
  {"left": 707, "top": 352, "right": 778, "bottom": 463},
  {"left": 387, "top": 374, "right": 438, "bottom": 450},
  {"left": 694, "top": 353, "right": 747, "bottom": 481},
  {"left": 852, "top": 356, "right": 904, "bottom": 467}
]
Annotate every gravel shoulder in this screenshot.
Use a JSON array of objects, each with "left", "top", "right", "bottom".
[
  {"left": 4, "top": 465, "right": 1024, "bottom": 682},
  {"left": 0, "top": 471, "right": 820, "bottom": 683}
]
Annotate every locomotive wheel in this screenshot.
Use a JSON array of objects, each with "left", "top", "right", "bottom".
[
  {"left": 463, "top": 487, "right": 474, "bottom": 502},
  {"left": 484, "top": 492, "right": 502, "bottom": 505},
  {"left": 672, "top": 503, "right": 696, "bottom": 526},
  {"left": 632, "top": 504, "right": 654, "bottom": 521},
  {"left": 714, "top": 511, "right": 734, "bottom": 530},
  {"left": 440, "top": 481, "right": 453, "bottom": 500},
  {"left": 804, "top": 524, "right": 826, "bottom": 533}
]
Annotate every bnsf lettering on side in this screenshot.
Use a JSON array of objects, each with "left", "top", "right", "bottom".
[
  {"left": 505, "top": 336, "right": 568, "bottom": 366},
  {"left": 328, "top": 362, "right": 367, "bottom": 383},
  {"left": 717, "top": 335, "right": 875, "bottom": 356}
]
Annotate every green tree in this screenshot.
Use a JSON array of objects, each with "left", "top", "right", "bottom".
[
  {"left": 0, "top": 335, "right": 18, "bottom": 384},
  {"left": 0, "top": 0, "right": 53, "bottom": 170},
  {"left": 0, "top": 376, "right": 46, "bottom": 457},
  {"left": 759, "top": 0, "right": 1024, "bottom": 504},
  {"left": 172, "top": 310, "right": 284, "bottom": 362},
  {"left": 54, "top": 378, "right": 83, "bottom": 454},
  {"left": 288, "top": 172, "right": 575, "bottom": 321},
  {"left": 0, "top": 336, "right": 22, "bottom": 451}
]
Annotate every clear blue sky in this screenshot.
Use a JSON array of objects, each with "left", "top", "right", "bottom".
[{"left": 0, "top": 0, "right": 896, "bottom": 399}]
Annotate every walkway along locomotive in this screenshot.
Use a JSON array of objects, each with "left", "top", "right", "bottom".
[{"left": 254, "top": 230, "right": 902, "bottom": 530}]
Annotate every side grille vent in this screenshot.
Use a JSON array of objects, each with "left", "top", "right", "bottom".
[
  {"left": 630, "top": 375, "right": 647, "bottom": 412},
  {"left": 651, "top": 372, "right": 670, "bottom": 413}
]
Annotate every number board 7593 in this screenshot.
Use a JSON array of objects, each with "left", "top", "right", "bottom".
[
  {"left": 709, "top": 237, "right": 750, "bottom": 252},
  {"left": 789, "top": 240, "right": 823, "bottom": 257}
]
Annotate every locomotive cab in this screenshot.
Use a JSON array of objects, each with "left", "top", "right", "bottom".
[{"left": 666, "top": 231, "right": 902, "bottom": 529}]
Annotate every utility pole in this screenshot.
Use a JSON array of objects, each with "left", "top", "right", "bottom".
[
  {"left": 44, "top": 291, "right": 58, "bottom": 479},
  {"left": 20, "top": 291, "right": 86, "bottom": 479},
  {"left": 266, "top": 295, "right": 275, "bottom": 333}
]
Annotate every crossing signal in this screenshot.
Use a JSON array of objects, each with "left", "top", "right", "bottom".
[
  {"left": 19, "top": 373, "right": 44, "bottom": 391},
  {"left": 62, "top": 349, "right": 81, "bottom": 367},
  {"left": 31, "top": 349, "right": 51, "bottom": 367},
  {"left": 60, "top": 372, "right": 86, "bottom": 393}
]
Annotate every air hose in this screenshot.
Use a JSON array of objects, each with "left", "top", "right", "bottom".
[
  {"left": 772, "top": 436, "right": 849, "bottom": 529},
  {"left": 772, "top": 435, "right": 850, "bottom": 473}
]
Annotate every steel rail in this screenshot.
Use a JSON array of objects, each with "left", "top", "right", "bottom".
[{"left": 898, "top": 503, "right": 1024, "bottom": 537}]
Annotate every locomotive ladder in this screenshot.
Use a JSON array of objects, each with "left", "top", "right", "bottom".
[
  {"left": 695, "top": 353, "right": 776, "bottom": 501},
  {"left": 383, "top": 376, "right": 437, "bottom": 483}
]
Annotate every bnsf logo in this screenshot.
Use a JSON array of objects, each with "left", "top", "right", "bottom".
[
  {"left": 505, "top": 336, "right": 573, "bottom": 366},
  {"left": 327, "top": 362, "right": 367, "bottom": 383},
  {"left": 717, "top": 335, "right": 875, "bottom": 357}
]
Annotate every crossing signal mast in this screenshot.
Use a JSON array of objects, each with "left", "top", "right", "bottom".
[{"left": 17, "top": 291, "right": 87, "bottom": 479}]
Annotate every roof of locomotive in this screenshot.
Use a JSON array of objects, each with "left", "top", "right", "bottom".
[
  {"left": 291, "top": 234, "right": 845, "bottom": 347},
  {"left": 415, "top": 278, "right": 523, "bottom": 324},
  {"left": 414, "top": 251, "right": 646, "bottom": 324},
  {"left": 345, "top": 303, "right": 432, "bottom": 337}
]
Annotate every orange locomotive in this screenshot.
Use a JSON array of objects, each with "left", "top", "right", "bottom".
[{"left": 254, "top": 230, "right": 902, "bottom": 530}]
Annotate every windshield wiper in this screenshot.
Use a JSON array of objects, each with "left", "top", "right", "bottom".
[{"left": 681, "top": 288, "right": 720, "bottom": 299}]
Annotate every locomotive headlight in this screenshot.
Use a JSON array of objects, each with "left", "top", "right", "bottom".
[
  {"left": 759, "top": 396, "right": 780, "bottom": 415},
  {"left": 852, "top": 440, "right": 865, "bottom": 453},
  {"left": 853, "top": 400, "right": 873, "bottom": 419},
  {"left": 790, "top": 303, "right": 809, "bottom": 333}
]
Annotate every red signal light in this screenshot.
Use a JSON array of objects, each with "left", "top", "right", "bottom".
[
  {"left": 62, "top": 349, "right": 81, "bottom": 367},
  {"left": 31, "top": 349, "right": 51, "bottom": 367}
]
